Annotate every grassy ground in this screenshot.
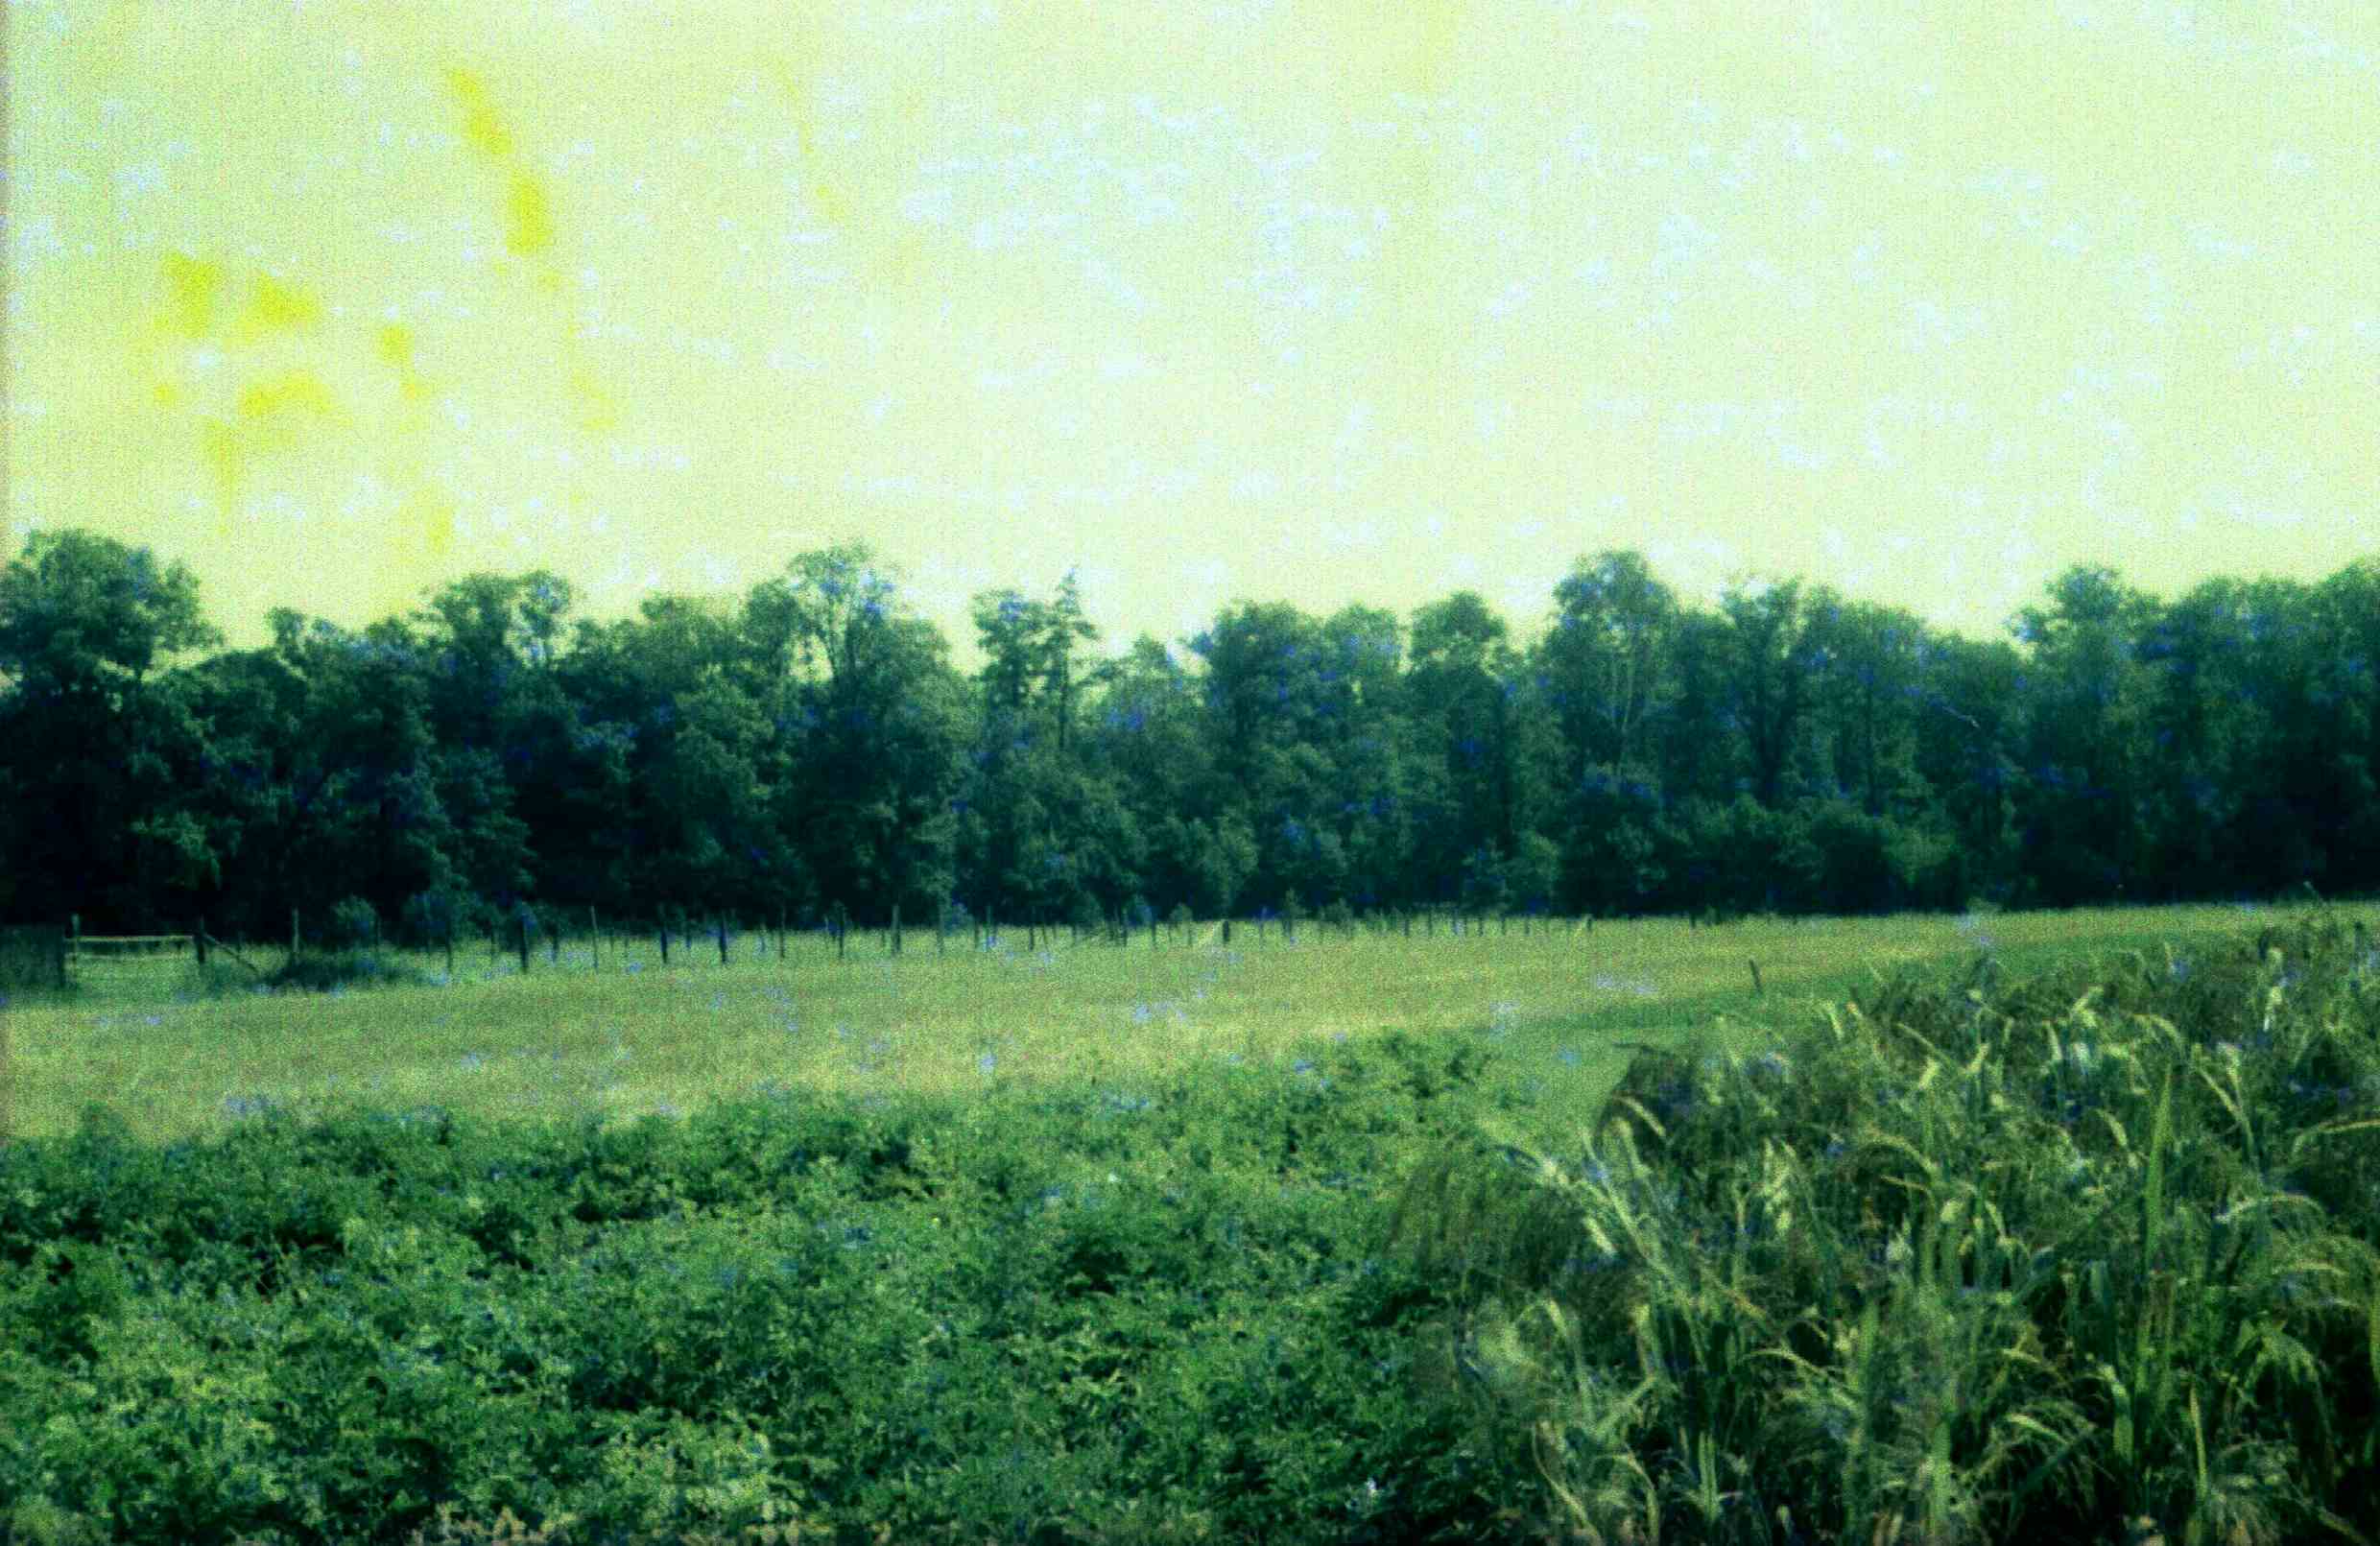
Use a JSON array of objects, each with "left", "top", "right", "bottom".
[{"left": 3, "top": 903, "right": 2291, "bottom": 1149}]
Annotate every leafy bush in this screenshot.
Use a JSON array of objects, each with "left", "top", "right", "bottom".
[
  {"left": 0, "top": 924, "right": 67, "bottom": 997},
  {"left": 327, "top": 895, "right": 382, "bottom": 950},
  {"left": 266, "top": 949, "right": 428, "bottom": 993},
  {"left": 0, "top": 1026, "right": 1523, "bottom": 1545},
  {"left": 400, "top": 887, "right": 477, "bottom": 949}
]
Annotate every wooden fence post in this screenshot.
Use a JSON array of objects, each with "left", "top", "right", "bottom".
[
  {"left": 195, "top": 916, "right": 209, "bottom": 967},
  {"left": 778, "top": 909, "right": 787, "bottom": 961},
  {"left": 836, "top": 905, "right": 847, "bottom": 962},
  {"left": 717, "top": 916, "right": 728, "bottom": 965},
  {"left": 892, "top": 901, "right": 902, "bottom": 957},
  {"left": 1222, "top": 917, "right": 1232, "bottom": 945},
  {"left": 658, "top": 921, "right": 670, "bottom": 965}
]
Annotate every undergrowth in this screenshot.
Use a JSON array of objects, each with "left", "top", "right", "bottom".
[{"left": 1392, "top": 903, "right": 2380, "bottom": 1545}]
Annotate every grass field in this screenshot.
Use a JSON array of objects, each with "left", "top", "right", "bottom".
[
  {"left": 3, "top": 903, "right": 2297, "bottom": 1148},
  {"left": 7, "top": 897, "right": 2379, "bottom": 1544}
]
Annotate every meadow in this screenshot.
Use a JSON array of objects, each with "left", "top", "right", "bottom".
[
  {"left": 4, "top": 904, "right": 2278, "bottom": 1148},
  {"left": 6, "top": 899, "right": 2379, "bottom": 1545}
]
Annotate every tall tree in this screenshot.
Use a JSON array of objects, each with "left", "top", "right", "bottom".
[
  {"left": 753, "top": 546, "right": 966, "bottom": 926},
  {"left": 1541, "top": 550, "right": 1679, "bottom": 781},
  {"left": 2009, "top": 564, "right": 2160, "bottom": 905},
  {"left": 0, "top": 531, "right": 222, "bottom": 923}
]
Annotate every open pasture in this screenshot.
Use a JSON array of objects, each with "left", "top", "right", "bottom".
[{"left": 6, "top": 902, "right": 2284, "bottom": 1147}]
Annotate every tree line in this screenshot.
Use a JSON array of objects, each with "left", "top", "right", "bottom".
[{"left": 3, "top": 527, "right": 2375, "bottom": 945}]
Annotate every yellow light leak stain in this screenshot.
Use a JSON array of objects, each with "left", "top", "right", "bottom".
[
  {"left": 761, "top": 52, "right": 852, "bottom": 231},
  {"left": 160, "top": 253, "right": 226, "bottom": 341},
  {"left": 233, "top": 275, "right": 325, "bottom": 343},
  {"left": 236, "top": 369, "right": 339, "bottom": 427},
  {"left": 199, "top": 417, "right": 245, "bottom": 538},
  {"left": 396, "top": 488, "right": 458, "bottom": 570},
  {"left": 377, "top": 322, "right": 435, "bottom": 407},
  {"left": 441, "top": 63, "right": 563, "bottom": 277},
  {"left": 443, "top": 65, "right": 516, "bottom": 162},
  {"left": 568, "top": 364, "right": 620, "bottom": 436},
  {"left": 504, "top": 171, "right": 558, "bottom": 260}
]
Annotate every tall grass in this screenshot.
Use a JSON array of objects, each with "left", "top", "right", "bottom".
[{"left": 1392, "top": 904, "right": 2380, "bottom": 1544}]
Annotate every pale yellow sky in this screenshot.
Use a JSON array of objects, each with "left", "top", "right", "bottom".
[{"left": 9, "top": 0, "right": 2377, "bottom": 662}]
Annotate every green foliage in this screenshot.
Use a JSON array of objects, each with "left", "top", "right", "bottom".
[
  {"left": 326, "top": 896, "right": 381, "bottom": 951},
  {"left": 1389, "top": 904, "right": 2380, "bottom": 1545},
  {"left": 0, "top": 1027, "right": 1516, "bottom": 1545},
  {"left": 0, "top": 925, "right": 66, "bottom": 995},
  {"left": 265, "top": 949, "right": 428, "bottom": 994},
  {"left": 399, "top": 888, "right": 476, "bottom": 949}
]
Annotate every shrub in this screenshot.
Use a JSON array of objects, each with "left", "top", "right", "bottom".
[
  {"left": 0, "top": 924, "right": 68, "bottom": 997},
  {"left": 326, "top": 895, "right": 381, "bottom": 950},
  {"left": 266, "top": 949, "right": 428, "bottom": 993},
  {"left": 401, "top": 887, "right": 478, "bottom": 949}
]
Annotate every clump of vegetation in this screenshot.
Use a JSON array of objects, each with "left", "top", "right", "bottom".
[
  {"left": 0, "top": 924, "right": 69, "bottom": 999},
  {"left": 1392, "top": 904, "right": 2380, "bottom": 1545},
  {"left": 266, "top": 948, "right": 428, "bottom": 993},
  {"left": 0, "top": 1023, "right": 1513, "bottom": 1545}
]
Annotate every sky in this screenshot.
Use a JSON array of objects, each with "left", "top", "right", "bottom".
[{"left": 8, "top": 0, "right": 2378, "bottom": 668}]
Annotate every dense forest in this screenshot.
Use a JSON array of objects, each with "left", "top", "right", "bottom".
[{"left": 3, "top": 527, "right": 2375, "bottom": 943}]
